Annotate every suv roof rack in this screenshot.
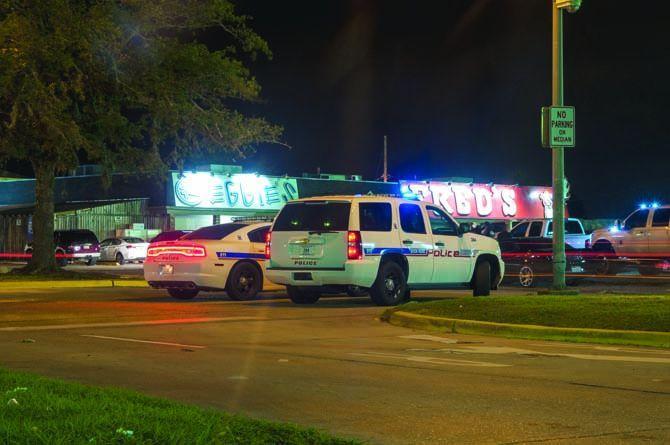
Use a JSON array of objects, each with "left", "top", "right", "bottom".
[{"left": 230, "top": 216, "right": 274, "bottom": 223}]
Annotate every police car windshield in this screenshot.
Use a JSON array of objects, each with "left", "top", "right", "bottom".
[
  {"left": 182, "top": 223, "right": 247, "bottom": 240},
  {"left": 274, "top": 201, "right": 351, "bottom": 231}
]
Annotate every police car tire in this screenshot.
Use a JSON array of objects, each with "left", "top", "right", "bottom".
[
  {"left": 286, "top": 286, "right": 320, "bottom": 304},
  {"left": 116, "top": 253, "right": 125, "bottom": 266},
  {"left": 473, "top": 261, "right": 491, "bottom": 297},
  {"left": 369, "top": 261, "right": 408, "bottom": 306},
  {"left": 167, "top": 288, "right": 199, "bottom": 300},
  {"left": 227, "top": 262, "right": 262, "bottom": 301}
]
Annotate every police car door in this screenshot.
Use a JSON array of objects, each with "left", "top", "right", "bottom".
[
  {"left": 398, "top": 203, "right": 433, "bottom": 283},
  {"left": 426, "top": 206, "right": 471, "bottom": 283}
]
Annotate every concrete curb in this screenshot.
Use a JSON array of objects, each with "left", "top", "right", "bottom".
[
  {"left": 0, "top": 279, "right": 149, "bottom": 290},
  {"left": 385, "top": 310, "right": 670, "bottom": 348}
]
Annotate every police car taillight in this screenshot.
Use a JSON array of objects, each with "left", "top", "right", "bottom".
[
  {"left": 265, "top": 231, "right": 272, "bottom": 259},
  {"left": 147, "top": 243, "right": 206, "bottom": 257},
  {"left": 347, "top": 231, "right": 363, "bottom": 260}
]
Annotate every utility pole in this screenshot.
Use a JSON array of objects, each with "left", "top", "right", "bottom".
[
  {"left": 382, "top": 135, "right": 388, "bottom": 182},
  {"left": 551, "top": 1, "right": 566, "bottom": 290},
  {"left": 550, "top": 0, "right": 581, "bottom": 290}
]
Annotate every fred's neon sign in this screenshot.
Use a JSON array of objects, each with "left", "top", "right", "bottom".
[{"left": 400, "top": 181, "right": 554, "bottom": 220}]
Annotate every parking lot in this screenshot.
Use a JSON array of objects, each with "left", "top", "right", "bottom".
[{"left": 1, "top": 285, "right": 669, "bottom": 444}]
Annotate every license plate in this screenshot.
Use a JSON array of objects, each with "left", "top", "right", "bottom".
[
  {"left": 570, "top": 266, "right": 584, "bottom": 273},
  {"left": 159, "top": 264, "right": 174, "bottom": 276}
]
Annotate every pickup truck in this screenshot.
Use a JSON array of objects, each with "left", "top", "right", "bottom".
[
  {"left": 499, "top": 218, "right": 590, "bottom": 250},
  {"left": 590, "top": 205, "right": 670, "bottom": 275}
]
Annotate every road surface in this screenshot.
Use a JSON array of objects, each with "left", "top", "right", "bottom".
[{"left": 1, "top": 287, "right": 669, "bottom": 444}]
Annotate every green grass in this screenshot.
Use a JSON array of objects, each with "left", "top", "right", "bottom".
[
  {"left": 0, "top": 368, "right": 357, "bottom": 445},
  {"left": 397, "top": 294, "right": 670, "bottom": 332},
  {"left": 0, "top": 270, "right": 124, "bottom": 281}
]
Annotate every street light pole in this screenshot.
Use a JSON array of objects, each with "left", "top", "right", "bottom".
[{"left": 551, "top": 1, "right": 566, "bottom": 290}]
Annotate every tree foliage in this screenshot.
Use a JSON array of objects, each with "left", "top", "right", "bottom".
[{"left": 0, "top": 0, "right": 281, "bottom": 271}]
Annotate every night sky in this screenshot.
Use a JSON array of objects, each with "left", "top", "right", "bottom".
[{"left": 232, "top": 0, "right": 670, "bottom": 219}]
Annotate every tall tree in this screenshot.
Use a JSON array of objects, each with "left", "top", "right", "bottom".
[{"left": 0, "top": 0, "right": 281, "bottom": 272}]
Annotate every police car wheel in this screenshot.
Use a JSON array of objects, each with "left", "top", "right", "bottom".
[
  {"left": 286, "top": 286, "right": 320, "bottom": 304},
  {"left": 116, "top": 253, "right": 125, "bottom": 266},
  {"left": 473, "top": 261, "right": 491, "bottom": 296},
  {"left": 369, "top": 261, "right": 408, "bottom": 306},
  {"left": 227, "top": 262, "right": 262, "bottom": 301},
  {"left": 167, "top": 288, "right": 199, "bottom": 300}
]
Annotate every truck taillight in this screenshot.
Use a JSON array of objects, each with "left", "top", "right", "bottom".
[
  {"left": 347, "top": 231, "right": 362, "bottom": 260},
  {"left": 265, "top": 231, "right": 272, "bottom": 259}
]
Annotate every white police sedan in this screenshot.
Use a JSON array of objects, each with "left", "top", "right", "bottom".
[{"left": 144, "top": 222, "right": 275, "bottom": 300}]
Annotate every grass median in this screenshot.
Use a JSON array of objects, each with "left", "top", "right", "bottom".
[
  {"left": 385, "top": 294, "right": 670, "bottom": 347},
  {"left": 0, "top": 367, "right": 357, "bottom": 445}
]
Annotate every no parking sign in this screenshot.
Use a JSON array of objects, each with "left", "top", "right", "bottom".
[{"left": 541, "top": 106, "right": 575, "bottom": 148}]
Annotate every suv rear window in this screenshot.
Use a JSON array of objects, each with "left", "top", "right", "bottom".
[
  {"left": 359, "top": 203, "right": 392, "bottom": 232},
  {"left": 182, "top": 223, "right": 246, "bottom": 240},
  {"left": 56, "top": 231, "right": 98, "bottom": 244},
  {"left": 273, "top": 201, "right": 351, "bottom": 231}
]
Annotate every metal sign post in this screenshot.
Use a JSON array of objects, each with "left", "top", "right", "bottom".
[{"left": 550, "top": 0, "right": 581, "bottom": 290}]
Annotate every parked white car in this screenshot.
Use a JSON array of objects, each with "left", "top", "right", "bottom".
[
  {"left": 591, "top": 205, "right": 670, "bottom": 275},
  {"left": 265, "top": 195, "right": 504, "bottom": 306},
  {"left": 144, "top": 222, "right": 275, "bottom": 300},
  {"left": 100, "top": 237, "right": 149, "bottom": 264}
]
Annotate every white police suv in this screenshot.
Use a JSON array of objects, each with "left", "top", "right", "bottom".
[
  {"left": 265, "top": 196, "right": 504, "bottom": 305},
  {"left": 144, "top": 221, "right": 274, "bottom": 300}
]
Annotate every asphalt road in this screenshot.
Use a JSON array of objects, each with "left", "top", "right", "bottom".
[{"left": 1, "top": 287, "right": 669, "bottom": 444}]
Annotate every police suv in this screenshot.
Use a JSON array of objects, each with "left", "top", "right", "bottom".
[
  {"left": 144, "top": 221, "right": 274, "bottom": 300},
  {"left": 265, "top": 196, "right": 504, "bottom": 305}
]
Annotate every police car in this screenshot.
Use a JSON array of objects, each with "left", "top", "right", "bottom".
[
  {"left": 144, "top": 221, "right": 273, "bottom": 300},
  {"left": 265, "top": 196, "right": 504, "bottom": 306}
]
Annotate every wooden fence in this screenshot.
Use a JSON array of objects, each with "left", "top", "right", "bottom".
[{"left": 0, "top": 199, "right": 170, "bottom": 253}]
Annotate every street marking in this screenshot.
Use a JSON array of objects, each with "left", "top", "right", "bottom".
[
  {"left": 81, "top": 334, "right": 205, "bottom": 349},
  {"left": 228, "top": 375, "right": 249, "bottom": 380},
  {"left": 528, "top": 343, "right": 670, "bottom": 355},
  {"left": 398, "top": 334, "right": 459, "bottom": 344},
  {"left": 350, "top": 351, "right": 510, "bottom": 368},
  {"left": 0, "top": 299, "right": 39, "bottom": 303},
  {"left": 0, "top": 316, "right": 266, "bottom": 332},
  {"left": 436, "top": 345, "right": 670, "bottom": 365}
]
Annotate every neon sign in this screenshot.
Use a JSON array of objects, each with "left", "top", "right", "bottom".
[
  {"left": 172, "top": 172, "right": 299, "bottom": 210},
  {"left": 400, "top": 180, "right": 555, "bottom": 220}
]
